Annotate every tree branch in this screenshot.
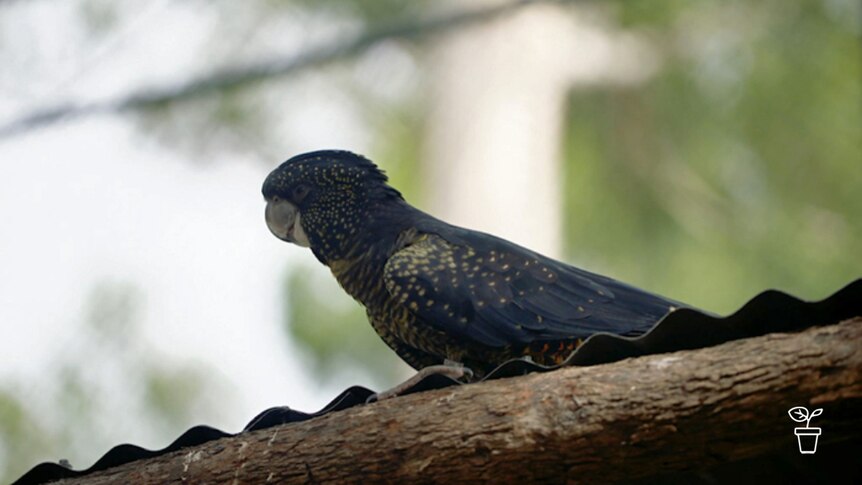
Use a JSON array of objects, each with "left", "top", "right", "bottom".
[
  {"left": 54, "top": 318, "right": 862, "bottom": 484},
  {"left": 0, "top": 0, "right": 567, "bottom": 140}
]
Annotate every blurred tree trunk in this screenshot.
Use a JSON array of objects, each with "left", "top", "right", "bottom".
[{"left": 422, "top": 1, "right": 659, "bottom": 258}]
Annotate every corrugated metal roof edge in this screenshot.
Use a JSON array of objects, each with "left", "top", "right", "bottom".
[{"left": 13, "top": 278, "right": 862, "bottom": 485}]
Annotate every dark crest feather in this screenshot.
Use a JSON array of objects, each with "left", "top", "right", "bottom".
[
  {"left": 277, "top": 150, "right": 401, "bottom": 200},
  {"left": 287, "top": 150, "right": 388, "bottom": 181}
]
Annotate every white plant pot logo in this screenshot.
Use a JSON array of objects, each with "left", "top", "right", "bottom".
[{"left": 788, "top": 406, "right": 823, "bottom": 454}]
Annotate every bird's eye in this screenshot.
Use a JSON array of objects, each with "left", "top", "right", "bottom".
[{"left": 292, "top": 184, "right": 311, "bottom": 202}]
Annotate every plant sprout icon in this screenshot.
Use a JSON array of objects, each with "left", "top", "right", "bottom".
[{"left": 788, "top": 406, "right": 823, "bottom": 454}]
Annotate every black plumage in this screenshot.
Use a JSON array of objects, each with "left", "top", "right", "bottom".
[{"left": 263, "top": 150, "right": 684, "bottom": 378}]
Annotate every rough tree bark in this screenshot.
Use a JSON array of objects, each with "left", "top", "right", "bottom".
[{"left": 56, "top": 318, "right": 862, "bottom": 484}]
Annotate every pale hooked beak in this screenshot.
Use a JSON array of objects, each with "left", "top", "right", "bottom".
[{"left": 265, "top": 198, "right": 310, "bottom": 247}]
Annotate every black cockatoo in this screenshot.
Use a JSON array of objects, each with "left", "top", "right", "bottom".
[{"left": 263, "top": 150, "right": 683, "bottom": 387}]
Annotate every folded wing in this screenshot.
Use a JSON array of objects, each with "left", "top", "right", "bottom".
[{"left": 383, "top": 229, "right": 679, "bottom": 348}]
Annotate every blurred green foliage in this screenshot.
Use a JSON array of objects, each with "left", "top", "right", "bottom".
[
  {"left": 0, "top": 390, "right": 53, "bottom": 482},
  {"left": 564, "top": 0, "right": 861, "bottom": 312},
  {"left": 0, "top": 283, "right": 222, "bottom": 483},
  {"left": 271, "top": 0, "right": 429, "bottom": 24}
]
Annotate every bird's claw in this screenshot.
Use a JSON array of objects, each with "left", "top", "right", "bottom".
[{"left": 367, "top": 363, "right": 474, "bottom": 403}]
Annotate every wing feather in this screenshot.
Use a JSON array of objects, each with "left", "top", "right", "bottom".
[{"left": 383, "top": 230, "right": 679, "bottom": 348}]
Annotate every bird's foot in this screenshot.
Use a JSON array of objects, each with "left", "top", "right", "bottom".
[{"left": 368, "top": 363, "right": 474, "bottom": 402}]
